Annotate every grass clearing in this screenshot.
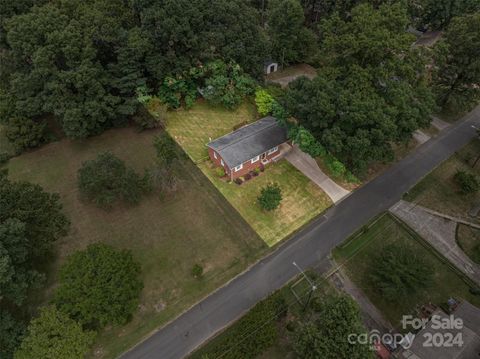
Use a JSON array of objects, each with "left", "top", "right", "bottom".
[
  {"left": 456, "top": 224, "right": 480, "bottom": 264},
  {"left": 199, "top": 160, "right": 331, "bottom": 246},
  {"left": 166, "top": 100, "right": 257, "bottom": 163},
  {"left": 333, "top": 213, "right": 480, "bottom": 327},
  {"left": 405, "top": 139, "right": 480, "bottom": 220},
  {"left": 6, "top": 126, "right": 267, "bottom": 359},
  {"left": 165, "top": 100, "right": 332, "bottom": 246}
]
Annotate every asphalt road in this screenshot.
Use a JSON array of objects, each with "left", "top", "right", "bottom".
[{"left": 120, "top": 106, "right": 480, "bottom": 359}]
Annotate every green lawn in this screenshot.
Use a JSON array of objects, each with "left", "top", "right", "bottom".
[
  {"left": 405, "top": 139, "right": 480, "bottom": 220},
  {"left": 456, "top": 224, "right": 480, "bottom": 264},
  {"left": 166, "top": 100, "right": 257, "bottom": 163},
  {"left": 6, "top": 127, "right": 267, "bottom": 359},
  {"left": 200, "top": 160, "right": 331, "bottom": 246},
  {"left": 333, "top": 213, "right": 480, "bottom": 328},
  {"left": 165, "top": 100, "right": 332, "bottom": 246}
]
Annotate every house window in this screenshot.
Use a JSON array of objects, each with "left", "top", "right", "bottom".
[
  {"left": 213, "top": 152, "right": 217, "bottom": 159},
  {"left": 251, "top": 155, "right": 260, "bottom": 164},
  {"left": 234, "top": 163, "right": 243, "bottom": 172},
  {"left": 268, "top": 146, "right": 278, "bottom": 155}
]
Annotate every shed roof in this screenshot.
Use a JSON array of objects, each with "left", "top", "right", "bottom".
[{"left": 207, "top": 117, "right": 287, "bottom": 168}]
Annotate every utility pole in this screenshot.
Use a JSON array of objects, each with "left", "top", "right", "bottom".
[{"left": 293, "top": 261, "right": 317, "bottom": 311}]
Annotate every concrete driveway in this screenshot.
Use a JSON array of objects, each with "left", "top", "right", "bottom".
[
  {"left": 285, "top": 145, "right": 350, "bottom": 203},
  {"left": 120, "top": 106, "right": 480, "bottom": 359}
]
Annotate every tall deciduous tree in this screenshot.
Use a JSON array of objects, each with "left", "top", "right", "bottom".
[
  {"left": 284, "top": 3, "right": 435, "bottom": 173},
  {"left": 293, "top": 295, "right": 371, "bottom": 359},
  {"left": 14, "top": 306, "right": 95, "bottom": 359},
  {"left": 267, "top": 0, "right": 317, "bottom": 65},
  {"left": 433, "top": 13, "right": 480, "bottom": 112},
  {"left": 54, "top": 243, "right": 143, "bottom": 329},
  {"left": 0, "top": 219, "right": 45, "bottom": 305},
  {"left": 0, "top": 170, "right": 69, "bottom": 258},
  {"left": 0, "top": 309, "right": 25, "bottom": 359}
]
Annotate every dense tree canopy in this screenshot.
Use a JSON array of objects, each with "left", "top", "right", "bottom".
[
  {"left": 0, "top": 309, "right": 25, "bottom": 359},
  {"left": 284, "top": 3, "right": 435, "bottom": 172},
  {"left": 0, "top": 219, "right": 44, "bottom": 305},
  {"left": 0, "top": 170, "right": 69, "bottom": 259},
  {"left": 411, "top": 0, "right": 480, "bottom": 29},
  {"left": 267, "top": 0, "right": 317, "bottom": 65},
  {"left": 14, "top": 306, "right": 95, "bottom": 359},
  {"left": 293, "top": 295, "right": 371, "bottom": 359},
  {"left": 433, "top": 13, "right": 480, "bottom": 112},
  {"left": 54, "top": 243, "right": 143, "bottom": 329}
]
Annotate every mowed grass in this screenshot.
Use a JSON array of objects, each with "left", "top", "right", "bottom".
[
  {"left": 200, "top": 160, "right": 332, "bottom": 246},
  {"left": 333, "top": 214, "right": 480, "bottom": 327},
  {"left": 166, "top": 100, "right": 257, "bottom": 162},
  {"left": 456, "top": 224, "right": 480, "bottom": 264},
  {"left": 6, "top": 127, "right": 267, "bottom": 359},
  {"left": 165, "top": 100, "right": 332, "bottom": 246},
  {"left": 405, "top": 139, "right": 480, "bottom": 220}
]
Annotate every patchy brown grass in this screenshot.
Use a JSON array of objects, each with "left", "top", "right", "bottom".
[{"left": 7, "top": 126, "right": 266, "bottom": 359}]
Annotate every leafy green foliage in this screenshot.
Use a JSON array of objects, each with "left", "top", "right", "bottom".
[
  {"left": 154, "top": 133, "right": 179, "bottom": 168},
  {"left": 255, "top": 88, "right": 276, "bottom": 116},
  {"left": 141, "top": 0, "right": 268, "bottom": 78},
  {"left": 200, "top": 61, "right": 255, "bottom": 110},
  {"left": 267, "top": 0, "right": 317, "bottom": 65},
  {"left": 288, "top": 126, "right": 326, "bottom": 158},
  {"left": 0, "top": 309, "right": 25, "bottom": 359},
  {"left": 54, "top": 243, "right": 143, "bottom": 329},
  {"left": 454, "top": 170, "right": 480, "bottom": 194},
  {"left": 370, "top": 244, "right": 433, "bottom": 302},
  {"left": 77, "top": 152, "right": 151, "bottom": 208},
  {"left": 258, "top": 183, "right": 282, "bottom": 211},
  {"left": 293, "top": 295, "right": 371, "bottom": 359},
  {"left": 2, "top": 1, "right": 143, "bottom": 139},
  {"left": 412, "top": 0, "right": 480, "bottom": 29},
  {"left": 4, "top": 117, "right": 46, "bottom": 152},
  {"left": 158, "top": 76, "right": 197, "bottom": 110},
  {"left": 191, "top": 293, "right": 286, "bottom": 359},
  {"left": 14, "top": 306, "right": 95, "bottom": 359},
  {"left": 0, "top": 170, "right": 69, "bottom": 258},
  {"left": 433, "top": 13, "right": 480, "bottom": 112},
  {"left": 284, "top": 3, "right": 435, "bottom": 173},
  {"left": 0, "top": 219, "right": 45, "bottom": 305}
]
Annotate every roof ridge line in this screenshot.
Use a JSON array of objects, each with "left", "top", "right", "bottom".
[{"left": 209, "top": 117, "right": 276, "bottom": 151}]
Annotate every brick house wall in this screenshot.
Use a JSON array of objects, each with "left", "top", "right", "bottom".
[{"left": 208, "top": 146, "right": 280, "bottom": 180}]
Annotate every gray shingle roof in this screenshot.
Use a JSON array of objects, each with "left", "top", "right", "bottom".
[{"left": 207, "top": 117, "right": 287, "bottom": 168}]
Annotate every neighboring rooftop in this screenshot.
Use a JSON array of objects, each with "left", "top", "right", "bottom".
[
  {"left": 402, "top": 303, "right": 480, "bottom": 359},
  {"left": 207, "top": 117, "right": 287, "bottom": 168}
]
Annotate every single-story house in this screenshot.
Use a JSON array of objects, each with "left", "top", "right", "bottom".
[{"left": 207, "top": 116, "right": 288, "bottom": 180}]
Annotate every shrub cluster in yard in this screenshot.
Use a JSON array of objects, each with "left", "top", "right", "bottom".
[
  {"left": 258, "top": 183, "right": 282, "bottom": 211},
  {"left": 191, "top": 293, "right": 286, "bottom": 359},
  {"left": 454, "top": 170, "right": 480, "bottom": 194},
  {"left": 77, "top": 152, "right": 152, "bottom": 208}
]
